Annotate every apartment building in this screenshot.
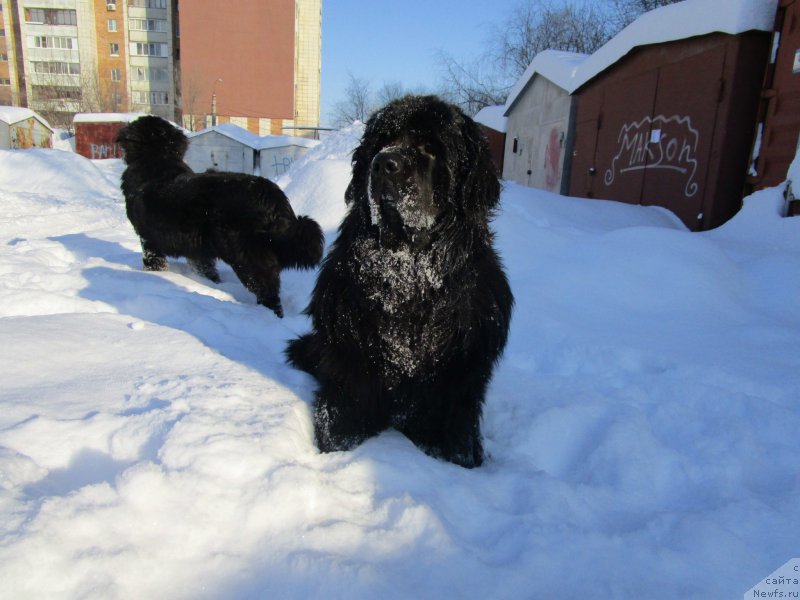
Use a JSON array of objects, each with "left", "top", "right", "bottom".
[
  {"left": 0, "top": 0, "right": 321, "bottom": 136},
  {"left": 1, "top": 1, "right": 24, "bottom": 107},
  {"left": 178, "top": 0, "right": 321, "bottom": 136}
]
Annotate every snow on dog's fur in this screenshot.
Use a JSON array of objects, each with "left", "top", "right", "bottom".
[
  {"left": 286, "top": 95, "right": 513, "bottom": 467},
  {"left": 117, "top": 116, "right": 323, "bottom": 317}
]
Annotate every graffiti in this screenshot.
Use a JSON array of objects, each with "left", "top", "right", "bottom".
[
  {"left": 604, "top": 115, "right": 699, "bottom": 197},
  {"left": 544, "top": 127, "right": 563, "bottom": 191},
  {"left": 90, "top": 143, "right": 122, "bottom": 160},
  {"left": 269, "top": 154, "right": 294, "bottom": 178}
]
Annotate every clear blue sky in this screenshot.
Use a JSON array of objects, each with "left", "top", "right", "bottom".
[{"left": 320, "top": 0, "right": 521, "bottom": 126}]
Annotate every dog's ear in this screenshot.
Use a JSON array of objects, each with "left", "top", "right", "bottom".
[
  {"left": 458, "top": 113, "right": 501, "bottom": 218},
  {"left": 344, "top": 129, "right": 373, "bottom": 206}
]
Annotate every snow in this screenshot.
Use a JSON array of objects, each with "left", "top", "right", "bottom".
[
  {"left": 73, "top": 113, "right": 147, "bottom": 124},
  {"left": 572, "top": 0, "right": 777, "bottom": 92},
  {"left": 505, "top": 0, "right": 778, "bottom": 103},
  {"left": 504, "top": 50, "right": 587, "bottom": 111},
  {"left": 1, "top": 125, "right": 800, "bottom": 599},
  {"left": 0, "top": 106, "right": 53, "bottom": 130},
  {"left": 189, "top": 122, "right": 320, "bottom": 151},
  {"left": 473, "top": 105, "right": 508, "bottom": 133}
]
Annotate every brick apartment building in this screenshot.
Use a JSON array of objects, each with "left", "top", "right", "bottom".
[{"left": 0, "top": 0, "right": 321, "bottom": 136}]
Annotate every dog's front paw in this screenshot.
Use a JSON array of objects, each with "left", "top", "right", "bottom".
[
  {"left": 314, "top": 403, "right": 365, "bottom": 454},
  {"left": 436, "top": 433, "right": 484, "bottom": 469},
  {"left": 142, "top": 257, "right": 168, "bottom": 271},
  {"left": 257, "top": 295, "right": 284, "bottom": 318}
]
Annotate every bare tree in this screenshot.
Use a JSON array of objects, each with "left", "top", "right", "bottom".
[
  {"left": 436, "top": 0, "right": 680, "bottom": 114},
  {"left": 436, "top": 51, "right": 509, "bottom": 116},
  {"left": 331, "top": 73, "right": 373, "bottom": 127},
  {"left": 29, "top": 71, "right": 118, "bottom": 132},
  {"left": 375, "top": 80, "right": 406, "bottom": 106},
  {"left": 491, "top": 0, "right": 611, "bottom": 79},
  {"left": 330, "top": 76, "right": 420, "bottom": 127},
  {"left": 178, "top": 69, "right": 205, "bottom": 131},
  {"left": 609, "top": 0, "right": 681, "bottom": 30}
]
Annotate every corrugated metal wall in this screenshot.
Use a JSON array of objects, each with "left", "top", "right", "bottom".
[
  {"left": 569, "top": 32, "right": 771, "bottom": 231},
  {"left": 75, "top": 122, "right": 126, "bottom": 159},
  {"left": 752, "top": 0, "right": 800, "bottom": 190}
]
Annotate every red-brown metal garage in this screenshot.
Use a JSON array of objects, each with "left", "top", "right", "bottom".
[{"left": 569, "top": 30, "right": 772, "bottom": 231}]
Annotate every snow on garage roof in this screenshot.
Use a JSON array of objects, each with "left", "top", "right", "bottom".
[
  {"left": 504, "top": 50, "right": 587, "bottom": 114},
  {"left": 474, "top": 105, "right": 508, "bottom": 133},
  {"left": 572, "top": 0, "right": 777, "bottom": 92},
  {"left": 73, "top": 113, "right": 147, "bottom": 124},
  {"left": 0, "top": 106, "right": 53, "bottom": 130},
  {"left": 505, "top": 0, "right": 777, "bottom": 112},
  {"left": 189, "top": 122, "right": 319, "bottom": 150}
]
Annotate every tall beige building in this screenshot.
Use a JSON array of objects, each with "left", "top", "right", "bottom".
[
  {"left": 179, "top": 0, "right": 321, "bottom": 136},
  {"left": 0, "top": 0, "right": 321, "bottom": 136}
]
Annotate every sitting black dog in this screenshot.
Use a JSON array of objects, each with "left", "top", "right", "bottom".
[
  {"left": 286, "top": 95, "right": 513, "bottom": 467},
  {"left": 116, "top": 116, "right": 323, "bottom": 317}
]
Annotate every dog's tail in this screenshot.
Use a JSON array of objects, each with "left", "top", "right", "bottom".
[
  {"left": 285, "top": 333, "right": 319, "bottom": 376},
  {"left": 277, "top": 215, "right": 324, "bottom": 270}
]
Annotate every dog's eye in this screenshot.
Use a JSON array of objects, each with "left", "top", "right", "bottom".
[{"left": 419, "top": 143, "right": 437, "bottom": 158}]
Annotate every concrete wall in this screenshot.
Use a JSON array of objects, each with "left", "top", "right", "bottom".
[
  {"left": 184, "top": 130, "right": 254, "bottom": 174},
  {"left": 0, "top": 122, "right": 10, "bottom": 148},
  {"left": 2, "top": 117, "right": 52, "bottom": 148},
  {"left": 503, "top": 76, "right": 573, "bottom": 194},
  {"left": 259, "top": 144, "right": 310, "bottom": 179}
]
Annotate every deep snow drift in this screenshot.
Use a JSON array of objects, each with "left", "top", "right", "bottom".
[{"left": 0, "top": 129, "right": 799, "bottom": 599}]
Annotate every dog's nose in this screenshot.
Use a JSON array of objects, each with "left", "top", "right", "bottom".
[{"left": 372, "top": 151, "right": 403, "bottom": 177}]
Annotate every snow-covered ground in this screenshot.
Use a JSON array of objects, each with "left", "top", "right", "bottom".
[{"left": 0, "top": 128, "right": 798, "bottom": 599}]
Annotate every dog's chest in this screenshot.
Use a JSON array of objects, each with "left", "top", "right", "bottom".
[{"left": 350, "top": 238, "right": 458, "bottom": 381}]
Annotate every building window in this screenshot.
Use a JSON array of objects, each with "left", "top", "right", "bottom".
[
  {"left": 32, "top": 85, "right": 81, "bottom": 101},
  {"left": 0, "top": 54, "right": 7, "bottom": 61},
  {"left": 25, "top": 8, "right": 77, "bottom": 26},
  {"left": 28, "top": 36, "right": 76, "bottom": 50},
  {"left": 129, "top": 0, "right": 167, "bottom": 8},
  {"left": 132, "top": 90, "right": 169, "bottom": 105},
  {"left": 33, "top": 61, "right": 80, "bottom": 75},
  {"left": 128, "top": 18, "right": 167, "bottom": 32},
  {"left": 107, "top": 0, "right": 117, "bottom": 9},
  {"left": 0, "top": 29, "right": 5, "bottom": 37},
  {"left": 110, "top": 68, "right": 121, "bottom": 82},
  {"left": 108, "top": 19, "right": 117, "bottom": 32},
  {"left": 110, "top": 43, "right": 119, "bottom": 56},
  {"left": 131, "top": 66, "right": 168, "bottom": 82},
  {"left": 129, "top": 42, "right": 167, "bottom": 57},
  {"left": 0, "top": 79, "right": 11, "bottom": 86}
]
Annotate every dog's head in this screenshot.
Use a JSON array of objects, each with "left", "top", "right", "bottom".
[
  {"left": 346, "top": 95, "right": 499, "bottom": 246},
  {"left": 116, "top": 116, "right": 188, "bottom": 165}
]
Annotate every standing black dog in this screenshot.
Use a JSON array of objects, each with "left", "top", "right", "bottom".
[
  {"left": 286, "top": 95, "right": 513, "bottom": 467},
  {"left": 117, "top": 115, "right": 323, "bottom": 318}
]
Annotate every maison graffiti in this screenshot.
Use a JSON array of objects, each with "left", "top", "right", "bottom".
[{"left": 604, "top": 114, "right": 699, "bottom": 197}]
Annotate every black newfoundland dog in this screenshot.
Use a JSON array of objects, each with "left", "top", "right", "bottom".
[
  {"left": 286, "top": 95, "right": 513, "bottom": 467},
  {"left": 116, "top": 115, "right": 323, "bottom": 318}
]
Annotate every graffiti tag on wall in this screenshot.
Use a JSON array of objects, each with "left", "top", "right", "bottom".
[
  {"left": 90, "top": 143, "right": 122, "bottom": 160},
  {"left": 544, "top": 127, "right": 562, "bottom": 191},
  {"left": 269, "top": 154, "right": 294, "bottom": 178},
  {"left": 604, "top": 115, "right": 699, "bottom": 197}
]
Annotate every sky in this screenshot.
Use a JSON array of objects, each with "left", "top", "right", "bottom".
[{"left": 319, "top": 0, "right": 521, "bottom": 125}]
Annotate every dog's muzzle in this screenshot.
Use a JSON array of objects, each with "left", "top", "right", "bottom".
[
  {"left": 368, "top": 149, "right": 408, "bottom": 232},
  {"left": 368, "top": 146, "right": 439, "bottom": 243}
]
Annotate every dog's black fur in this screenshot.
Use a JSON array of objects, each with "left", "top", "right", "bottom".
[
  {"left": 116, "top": 115, "right": 323, "bottom": 317},
  {"left": 286, "top": 95, "right": 513, "bottom": 467}
]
